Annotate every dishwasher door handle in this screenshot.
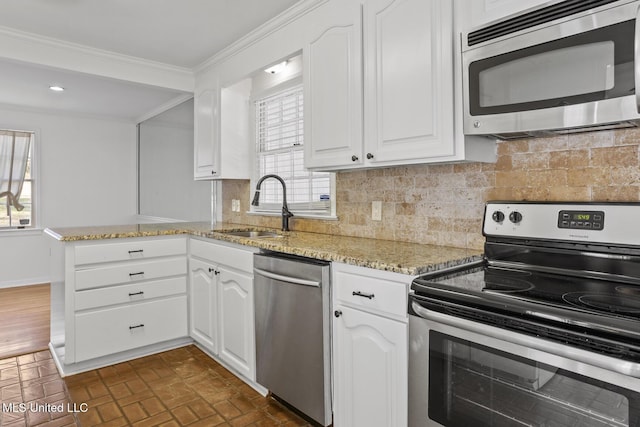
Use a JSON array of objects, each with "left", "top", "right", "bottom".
[{"left": 254, "top": 267, "right": 321, "bottom": 287}]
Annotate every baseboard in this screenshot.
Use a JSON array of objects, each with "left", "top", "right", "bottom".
[
  {"left": 0, "top": 277, "right": 50, "bottom": 289},
  {"left": 50, "top": 337, "right": 194, "bottom": 377}
]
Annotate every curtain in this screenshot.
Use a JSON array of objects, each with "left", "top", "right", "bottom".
[{"left": 0, "top": 130, "right": 33, "bottom": 214}]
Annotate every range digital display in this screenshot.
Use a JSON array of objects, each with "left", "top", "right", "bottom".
[{"left": 558, "top": 210, "right": 604, "bottom": 230}]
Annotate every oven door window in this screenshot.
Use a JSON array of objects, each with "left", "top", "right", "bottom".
[
  {"left": 428, "top": 331, "right": 639, "bottom": 426},
  {"left": 469, "top": 20, "right": 634, "bottom": 116}
]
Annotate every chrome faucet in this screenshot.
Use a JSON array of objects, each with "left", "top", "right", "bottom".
[{"left": 251, "top": 174, "right": 294, "bottom": 231}]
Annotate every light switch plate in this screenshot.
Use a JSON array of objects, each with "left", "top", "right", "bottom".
[{"left": 372, "top": 201, "right": 382, "bottom": 221}]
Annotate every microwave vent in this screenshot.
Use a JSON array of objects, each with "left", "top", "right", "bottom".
[
  {"left": 552, "top": 121, "right": 638, "bottom": 135},
  {"left": 468, "top": 0, "right": 618, "bottom": 46},
  {"left": 490, "top": 121, "right": 638, "bottom": 140}
]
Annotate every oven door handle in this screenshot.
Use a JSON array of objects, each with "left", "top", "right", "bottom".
[{"left": 411, "top": 301, "right": 640, "bottom": 378}]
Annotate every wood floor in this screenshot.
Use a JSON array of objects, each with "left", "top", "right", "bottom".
[{"left": 0, "top": 284, "right": 50, "bottom": 360}]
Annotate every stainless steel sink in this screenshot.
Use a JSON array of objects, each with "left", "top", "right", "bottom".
[{"left": 224, "top": 230, "right": 283, "bottom": 238}]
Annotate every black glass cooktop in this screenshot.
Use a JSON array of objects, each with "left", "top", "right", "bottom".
[{"left": 413, "top": 264, "right": 640, "bottom": 319}]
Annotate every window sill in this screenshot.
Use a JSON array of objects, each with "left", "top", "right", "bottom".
[
  {"left": 246, "top": 211, "right": 338, "bottom": 221},
  {"left": 0, "top": 228, "right": 43, "bottom": 237}
]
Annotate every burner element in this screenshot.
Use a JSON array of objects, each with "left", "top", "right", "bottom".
[
  {"left": 483, "top": 277, "right": 535, "bottom": 293},
  {"left": 483, "top": 269, "right": 534, "bottom": 293},
  {"left": 563, "top": 292, "right": 640, "bottom": 315}
]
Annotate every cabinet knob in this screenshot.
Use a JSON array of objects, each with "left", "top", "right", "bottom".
[
  {"left": 366, "top": 153, "right": 374, "bottom": 159},
  {"left": 208, "top": 268, "right": 214, "bottom": 273},
  {"left": 215, "top": 270, "right": 220, "bottom": 275},
  {"left": 211, "top": 170, "right": 217, "bottom": 175},
  {"left": 334, "top": 310, "right": 342, "bottom": 318},
  {"left": 351, "top": 155, "right": 359, "bottom": 162}
]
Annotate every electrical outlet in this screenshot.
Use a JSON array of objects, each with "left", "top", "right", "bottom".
[
  {"left": 231, "top": 199, "right": 240, "bottom": 212},
  {"left": 372, "top": 201, "right": 382, "bottom": 221}
]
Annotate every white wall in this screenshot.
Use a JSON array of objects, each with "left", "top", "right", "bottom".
[
  {"left": 0, "top": 106, "right": 137, "bottom": 287},
  {"left": 139, "top": 118, "right": 212, "bottom": 222}
]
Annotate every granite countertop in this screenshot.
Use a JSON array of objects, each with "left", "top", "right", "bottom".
[{"left": 44, "top": 222, "right": 483, "bottom": 276}]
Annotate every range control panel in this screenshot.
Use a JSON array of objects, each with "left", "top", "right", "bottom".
[
  {"left": 482, "top": 202, "right": 640, "bottom": 246},
  {"left": 557, "top": 210, "right": 604, "bottom": 230}
]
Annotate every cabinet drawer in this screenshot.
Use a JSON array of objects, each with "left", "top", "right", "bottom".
[
  {"left": 190, "top": 238, "right": 254, "bottom": 273},
  {"left": 74, "top": 295, "right": 187, "bottom": 362},
  {"left": 75, "top": 277, "right": 186, "bottom": 311},
  {"left": 334, "top": 269, "right": 408, "bottom": 320},
  {"left": 74, "top": 238, "right": 186, "bottom": 266},
  {"left": 75, "top": 257, "right": 186, "bottom": 290}
]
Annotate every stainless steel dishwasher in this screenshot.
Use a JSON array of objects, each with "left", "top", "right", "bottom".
[{"left": 253, "top": 251, "right": 332, "bottom": 426}]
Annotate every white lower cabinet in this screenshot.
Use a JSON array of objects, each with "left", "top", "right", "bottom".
[
  {"left": 48, "top": 235, "right": 190, "bottom": 375},
  {"left": 75, "top": 295, "right": 187, "bottom": 362},
  {"left": 218, "top": 267, "right": 254, "bottom": 379},
  {"left": 188, "top": 238, "right": 257, "bottom": 381},
  {"left": 189, "top": 257, "right": 218, "bottom": 353},
  {"left": 332, "top": 262, "right": 409, "bottom": 427}
]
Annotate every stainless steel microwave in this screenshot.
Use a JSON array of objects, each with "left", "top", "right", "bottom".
[{"left": 462, "top": 0, "right": 640, "bottom": 140}]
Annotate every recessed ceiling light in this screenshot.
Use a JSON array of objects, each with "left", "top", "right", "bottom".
[{"left": 49, "top": 85, "right": 65, "bottom": 92}]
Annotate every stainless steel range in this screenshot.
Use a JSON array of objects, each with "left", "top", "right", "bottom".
[{"left": 409, "top": 202, "right": 640, "bottom": 427}]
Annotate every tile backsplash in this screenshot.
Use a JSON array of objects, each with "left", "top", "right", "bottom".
[{"left": 222, "top": 128, "right": 640, "bottom": 250}]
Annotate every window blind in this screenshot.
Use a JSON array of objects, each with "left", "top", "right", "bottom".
[{"left": 255, "top": 85, "right": 331, "bottom": 214}]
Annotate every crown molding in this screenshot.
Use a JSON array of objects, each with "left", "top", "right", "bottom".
[
  {"left": 194, "top": 0, "right": 328, "bottom": 73},
  {"left": 0, "top": 25, "right": 194, "bottom": 92},
  {"left": 135, "top": 94, "right": 194, "bottom": 124},
  {"left": 0, "top": 101, "right": 139, "bottom": 124}
]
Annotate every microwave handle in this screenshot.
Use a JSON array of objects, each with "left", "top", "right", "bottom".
[{"left": 636, "top": 4, "right": 640, "bottom": 113}]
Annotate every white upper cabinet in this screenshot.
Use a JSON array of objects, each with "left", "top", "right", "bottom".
[
  {"left": 305, "top": 0, "right": 495, "bottom": 171},
  {"left": 194, "top": 88, "right": 220, "bottom": 179},
  {"left": 458, "top": 0, "right": 555, "bottom": 31},
  {"left": 363, "top": 0, "right": 454, "bottom": 165},
  {"left": 193, "top": 78, "right": 252, "bottom": 180},
  {"left": 304, "top": 5, "right": 363, "bottom": 169}
]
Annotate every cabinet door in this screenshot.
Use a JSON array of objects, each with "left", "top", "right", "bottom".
[
  {"left": 304, "top": 10, "right": 363, "bottom": 170},
  {"left": 189, "top": 257, "right": 218, "bottom": 353},
  {"left": 194, "top": 88, "right": 220, "bottom": 180},
  {"left": 333, "top": 305, "right": 407, "bottom": 427},
  {"left": 363, "top": 0, "right": 455, "bottom": 164},
  {"left": 218, "top": 267, "right": 255, "bottom": 380}
]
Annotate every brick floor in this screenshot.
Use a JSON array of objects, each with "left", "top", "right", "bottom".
[{"left": 0, "top": 346, "right": 312, "bottom": 426}]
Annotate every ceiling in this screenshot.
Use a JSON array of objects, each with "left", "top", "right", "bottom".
[{"left": 0, "top": 0, "right": 301, "bottom": 122}]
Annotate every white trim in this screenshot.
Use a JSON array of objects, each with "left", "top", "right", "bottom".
[
  {"left": 135, "top": 94, "right": 194, "bottom": 124},
  {"left": 0, "top": 276, "right": 50, "bottom": 289},
  {"left": 194, "top": 0, "right": 329, "bottom": 72},
  {"left": 0, "top": 25, "right": 194, "bottom": 92},
  {"left": 0, "top": 101, "right": 139, "bottom": 124}
]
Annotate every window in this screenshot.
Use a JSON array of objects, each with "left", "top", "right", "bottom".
[
  {"left": 253, "top": 84, "right": 333, "bottom": 216},
  {"left": 0, "top": 130, "right": 35, "bottom": 229}
]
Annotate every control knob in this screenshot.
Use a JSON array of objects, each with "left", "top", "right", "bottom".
[
  {"left": 509, "top": 211, "right": 523, "bottom": 224},
  {"left": 491, "top": 211, "right": 505, "bottom": 223}
]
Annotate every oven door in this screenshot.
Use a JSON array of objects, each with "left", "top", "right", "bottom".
[
  {"left": 462, "top": 1, "right": 640, "bottom": 138},
  {"left": 409, "top": 300, "right": 640, "bottom": 427}
]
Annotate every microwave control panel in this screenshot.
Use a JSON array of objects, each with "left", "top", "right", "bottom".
[{"left": 557, "top": 210, "right": 604, "bottom": 231}]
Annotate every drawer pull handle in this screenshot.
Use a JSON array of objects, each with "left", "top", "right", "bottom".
[
  {"left": 128, "top": 291, "right": 144, "bottom": 296},
  {"left": 352, "top": 291, "right": 375, "bottom": 299},
  {"left": 129, "top": 272, "right": 144, "bottom": 277},
  {"left": 128, "top": 249, "right": 144, "bottom": 254},
  {"left": 129, "top": 324, "right": 145, "bottom": 330}
]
